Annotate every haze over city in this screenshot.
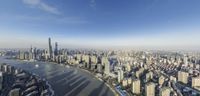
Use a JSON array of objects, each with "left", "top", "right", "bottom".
[
  {"left": 1, "top": 0, "right": 200, "bottom": 96},
  {"left": 0, "top": 0, "right": 200, "bottom": 49}
]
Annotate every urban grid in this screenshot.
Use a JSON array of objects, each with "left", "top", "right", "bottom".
[{"left": 1, "top": 38, "right": 200, "bottom": 96}]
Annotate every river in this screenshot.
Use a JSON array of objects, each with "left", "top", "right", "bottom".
[{"left": 0, "top": 56, "right": 115, "bottom": 96}]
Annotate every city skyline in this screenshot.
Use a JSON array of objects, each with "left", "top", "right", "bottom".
[
  {"left": 1, "top": 1, "right": 200, "bottom": 96},
  {"left": 0, "top": 0, "right": 200, "bottom": 49}
]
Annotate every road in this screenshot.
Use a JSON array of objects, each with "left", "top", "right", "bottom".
[
  {"left": 0, "top": 56, "right": 115, "bottom": 96},
  {"left": 176, "top": 82, "right": 200, "bottom": 95}
]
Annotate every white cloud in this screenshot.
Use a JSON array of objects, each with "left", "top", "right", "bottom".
[
  {"left": 22, "top": 0, "right": 60, "bottom": 15},
  {"left": 39, "top": 3, "right": 60, "bottom": 15},
  {"left": 22, "top": 0, "right": 40, "bottom": 5},
  {"left": 90, "top": 0, "right": 96, "bottom": 9}
]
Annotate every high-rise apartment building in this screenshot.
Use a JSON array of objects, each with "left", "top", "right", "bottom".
[
  {"left": 145, "top": 82, "right": 155, "bottom": 96},
  {"left": 178, "top": 71, "right": 189, "bottom": 84},
  {"left": 90, "top": 56, "right": 98, "bottom": 64},
  {"left": 159, "top": 87, "right": 171, "bottom": 96},
  {"left": 183, "top": 54, "right": 188, "bottom": 67},
  {"left": 102, "top": 57, "right": 110, "bottom": 75},
  {"left": 159, "top": 75, "right": 165, "bottom": 85},
  {"left": 118, "top": 69, "right": 124, "bottom": 83},
  {"left": 132, "top": 79, "right": 140, "bottom": 94},
  {"left": 146, "top": 71, "right": 153, "bottom": 82},
  {"left": 192, "top": 76, "right": 200, "bottom": 87}
]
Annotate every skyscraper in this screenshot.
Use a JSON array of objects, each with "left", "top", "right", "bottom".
[
  {"left": 0, "top": 71, "right": 3, "bottom": 90},
  {"left": 145, "top": 82, "right": 155, "bottom": 96},
  {"left": 159, "top": 87, "right": 171, "bottom": 96},
  {"left": 29, "top": 45, "right": 33, "bottom": 60},
  {"left": 132, "top": 79, "right": 140, "bottom": 94},
  {"left": 19, "top": 51, "right": 25, "bottom": 60},
  {"left": 54, "top": 42, "right": 58, "bottom": 56},
  {"left": 48, "top": 37, "right": 53, "bottom": 60},
  {"left": 192, "top": 76, "right": 200, "bottom": 87},
  {"left": 159, "top": 75, "right": 165, "bottom": 86},
  {"left": 178, "top": 71, "right": 188, "bottom": 84},
  {"left": 118, "top": 69, "right": 124, "bottom": 83},
  {"left": 90, "top": 56, "right": 98, "bottom": 64},
  {"left": 146, "top": 71, "right": 153, "bottom": 82},
  {"left": 183, "top": 54, "right": 188, "bottom": 67},
  {"left": 102, "top": 57, "right": 110, "bottom": 75}
]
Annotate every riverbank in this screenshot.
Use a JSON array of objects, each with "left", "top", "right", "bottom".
[
  {"left": 0, "top": 56, "right": 115, "bottom": 96},
  {"left": 79, "top": 68, "right": 119, "bottom": 96}
]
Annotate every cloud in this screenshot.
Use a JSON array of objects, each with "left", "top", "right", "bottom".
[
  {"left": 39, "top": 3, "right": 60, "bottom": 15},
  {"left": 22, "top": 0, "right": 60, "bottom": 15},
  {"left": 90, "top": 0, "right": 96, "bottom": 9},
  {"left": 0, "top": 14, "right": 88, "bottom": 25},
  {"left": 22, "top": 0, "right": 40, "bottom": 5}
]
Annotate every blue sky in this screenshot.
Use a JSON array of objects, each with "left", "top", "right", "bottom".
[{"left": 0, "top": 0, "right": 200, "bottom": 49}]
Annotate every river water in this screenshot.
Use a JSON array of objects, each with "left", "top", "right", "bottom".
[{"left": 0, "top": 56, "right": 115, "bottom": 96}]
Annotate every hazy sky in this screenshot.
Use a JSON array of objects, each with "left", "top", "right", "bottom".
[{"left": 0, "top": 0, "right": 200, "bottom": 49}]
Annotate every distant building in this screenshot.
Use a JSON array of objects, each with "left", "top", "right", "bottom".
[
  {"left": 146, "top": 71, "right": 153, "bottom": 82},
  {"left": 90, "top": 64, "right": 96, "bottom": 70},
  {"left": 127, "top": 78, "right": 132, "bottom": 85},
  {"left": 102, "top": 57, "right": 110, "bottom": 75},
  {"left": 8, "top": 88, "right": 20, "bottom": 96},
  {"left": 7, "top": 65, "right": 14, "bottom": 74},
  {"left": 159, "top": 87, "right": 171, "bottom": 96},
  {"left": 19, "top": 51, "right": 25, "bottom": 60},
  {"left": 3, "top": 64, "right": 7, "bottom": 73},
  {"left": 122, "top": 78, "right": 128, "bottom": 87},
  {"left": 97, "top": 64, "right": 102, "bottom": 73},
  {"left": 0, "top": 71, "right": 3, "bottom": 90},
  {"left": 48, "top": 37, "right": 53, "bottom": 60},
  {"left": 126, "top": 64, "right": 131, "bottom": 72},
  {"left": 170, "top": 76, "right": 177, "bottom": 82},
  {"left": 132, "top": 79, "right": 140, "bottom": 94},
  {"left": 24, "top": 52, "right": 29, "bottom": 60},
  {"left": 192, "top": 76, "right": 200, "bottom": 87},
  {"left": 159, "top": 75, "right": 165, "bottom": 85},
  {"left": 76, "top": 54, "right": 82, "bottom": 62},
  {"left": 183, "top": 55, "right": 188, "bottom": 67},
  {"left": 145, "top": 82, "right": 155, "bottom": 96},
  {"left": 117, "top": 69, "right": 124, "bottom": 83},
  {"left": 195, "top": 64, "right": 200, "bottom": 69},
  {"left": 82, "top": 55, "right": 90, "bottom": 68},
  {"left": 29, "top": 46, "right": 33, "bottom": 60},
  {"left": 178, "top": 71, "right": 188, "bottom": 84},
  {"left": 135, "top": 68, "right": 144, "bottom": 78},
  {"left": 90, "top": 56, "right": 98, "bottom": 64},
  {"left": 54, "top": 42, "right": 58, "bottom": 56}
]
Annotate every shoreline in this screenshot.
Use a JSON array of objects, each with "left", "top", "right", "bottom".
[
  {"left": 79, "top": 68, "right": 119, "bottom": 96},
  {"left": 0, "top": 56, "right": 116, "bottom": 96}
]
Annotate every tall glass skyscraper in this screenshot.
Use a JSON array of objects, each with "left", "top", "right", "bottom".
[
  {"left": 54, "top": 42, "right": 58, "bottom": 56},
  {"left": 48, "top": 37, "right": 53, "bottom": 59}
]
